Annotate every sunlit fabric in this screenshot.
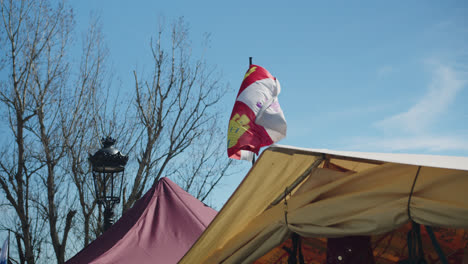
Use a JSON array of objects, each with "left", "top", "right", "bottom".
[
  {"left": 227, "top": 65, "right": 286, "bottom": 160},
  {"left": 180, "top": 145, "right": 468, "bottom": 263},
  {"left": 66, "top": 178, "right": 216, "bottom": 264}
]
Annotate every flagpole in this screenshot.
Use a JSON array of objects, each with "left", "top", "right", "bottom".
[
  {"left": 7, "top": 230, "right": 10, "bottom": 264},
  {"left": 249, "top": 57, "right": 256, "bottom": 166}
]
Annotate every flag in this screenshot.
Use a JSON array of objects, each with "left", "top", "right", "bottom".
[
  {"left": 227, "top": 64, "right": 287, "bottom": 160},
  {"left": 0, "top": 234, "right": 8, "bottom": 264}
]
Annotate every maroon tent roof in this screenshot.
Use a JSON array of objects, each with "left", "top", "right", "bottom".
[{"left": 66, "top": 177, "right": 217, "bottom": 264}]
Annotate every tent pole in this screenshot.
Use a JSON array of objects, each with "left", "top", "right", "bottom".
[
  {"left": 8, "top": 230, "right": 10, "bottom": 264},
  {"left": 269, "top": 156, "right": 325, "bottom": 207}
]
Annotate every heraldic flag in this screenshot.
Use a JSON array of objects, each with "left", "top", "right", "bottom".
[{"left": 227, "top": 64, "right": 287, "bottom": 160}]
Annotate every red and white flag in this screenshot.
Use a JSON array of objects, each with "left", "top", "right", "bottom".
[{"left": 227, "top": 65, "right": 287, "bottom": 160}]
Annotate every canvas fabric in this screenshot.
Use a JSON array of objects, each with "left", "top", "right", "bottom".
[
  {"left": 66, "top": 178, "right": 216, "bottom": 264},
  {"left": 179, "top": 146, "right": 468, "bottom": 264}
]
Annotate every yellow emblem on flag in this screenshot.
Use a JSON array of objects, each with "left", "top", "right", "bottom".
[
  {"left": 227, "top": 114, "right": 250, "bottom": 148},
  {"left": 243, "top": 66, "right": 257, "bottom": 80}
]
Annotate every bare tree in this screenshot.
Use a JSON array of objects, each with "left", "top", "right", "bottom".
[
  {"left": 63, "top": 15, "right": 132, "bottom": 248},
  {"left": 1, "top": 2, "right": 235, "bottom": 262},
  {"left": 0, "top": 0, "right": 63, "bottom": 263},
  {"left": 174, "top": 116, "right": 234, "bottom": 204},
  {"left": 27, "top": 5, "right": 76, "bottom": 264},
  {"left": 0, "top": 0, "right": 77, "bottom": 263},
  {"left": 122, "top": 18, "right": 232, "bottom": 212},
  {"left": 63, "top": 18, "right": 103, "bottom": 250}
]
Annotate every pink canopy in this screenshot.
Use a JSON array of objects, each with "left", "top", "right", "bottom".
[{"left": 66, "top": 177, "right": 217, "bottom": 264}]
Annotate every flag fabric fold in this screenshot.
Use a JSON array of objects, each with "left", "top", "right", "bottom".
[
  {"left": 0, "top": 234, "right": 8, "bottom": 264},
  {"left": 227, "top": 64, "right": 287, "bottom": 160}
]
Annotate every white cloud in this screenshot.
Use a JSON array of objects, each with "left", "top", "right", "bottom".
[
  {"left": 348, "top": 135, "right": 468, "bottom": 153},
  {"left": 347, "top": 61, "right": 468, "bottom": 154},
  {"left": 375, "top": 63, "right": 466, "bottom": 133}
]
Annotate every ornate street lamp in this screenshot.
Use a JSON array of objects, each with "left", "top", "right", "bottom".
[{"left": 89, "top": 136, "right": 129, "bottom": 231}]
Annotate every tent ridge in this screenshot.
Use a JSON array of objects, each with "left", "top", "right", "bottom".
[
  {"left": 270, "top": 144, "right": 468, "bottom": 170},
  {"left": 162, "top": 178, "right": 213, "bottom": 228}
]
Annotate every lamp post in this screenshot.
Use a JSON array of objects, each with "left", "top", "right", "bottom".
[{"left": 89, "top": 136, "right": 129, "bottom": 232}]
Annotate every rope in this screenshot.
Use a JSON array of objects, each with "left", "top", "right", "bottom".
[
  {"left": 407, "top": 166, "right": 422, "bottom": 222},
  {"left": 397, "top": 222, "right": 427, "bottom": 264},
  {"left": 283, "top": 188, "right": 289, "bottom": 226},
  {"left": 425, "top": 226, "right": 449, "bottom": 264},
  {"left": 399, "top": 166, "right": 449, "bottom": 264},
  {"left": 398, "top": 167, "right": 427, "bottom": 264},
  {"left": 282, "top": 189, "right": 305, "bottom": 264},
  {"left": 284, "top": 233, "right": 305, "bottom": 264}
]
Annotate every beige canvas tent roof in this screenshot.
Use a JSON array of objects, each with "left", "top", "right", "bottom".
[{"left": 179, "top": 145, "right": 468, "bottom": 263}]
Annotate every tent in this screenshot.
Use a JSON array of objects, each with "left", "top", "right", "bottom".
[
  {"left": 179, "top": 145, "right": 468, "bottom": 263},
  {"left": 66, "top": 177, "right": 216, "bottom": 264}
]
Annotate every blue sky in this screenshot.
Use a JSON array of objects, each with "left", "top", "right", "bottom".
[{"left": 72, "top": 0, "right": 468, "bottom": 206}]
